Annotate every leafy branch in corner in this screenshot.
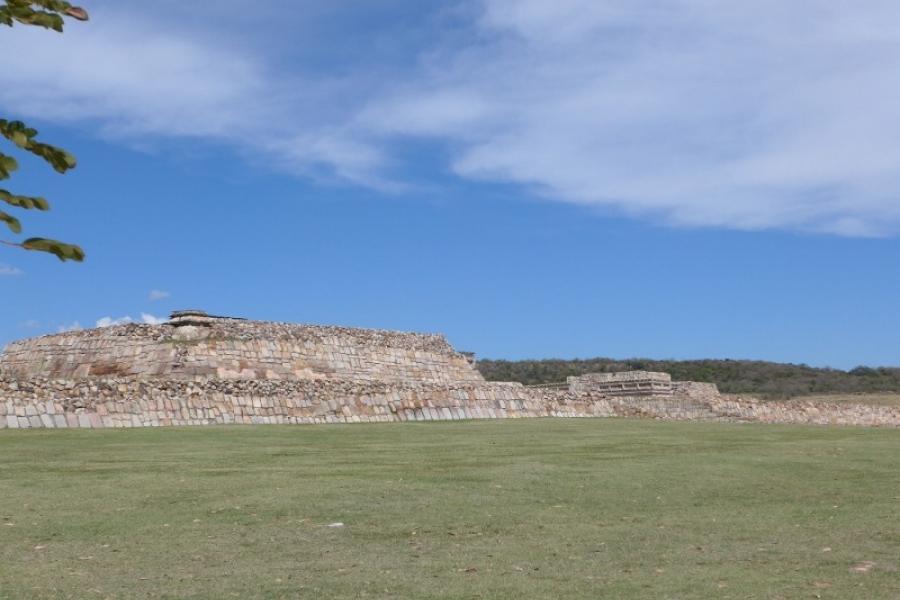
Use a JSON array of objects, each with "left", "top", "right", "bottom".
[{"left": 0, "top": 0, "right": 88, "bottom": 262}]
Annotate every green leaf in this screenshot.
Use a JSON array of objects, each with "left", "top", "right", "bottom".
[
  {"left": 0, "top": 210, "right": 22, "bottom": 233},
  {"left": 59, "top": 149, "right": 77, "bottom": 169},
  {"left": 0, "top": 120, "right": 77, "bottom": 174},
  {"left": 0, "top": 189, "right": 50, "bottom": 210},
  {"left": 0, "top": 2, "right": 87, "bottom": 265},
  {"left": 1, "top": 1, "right": 88, "bottom": 30},
  {"left": 0, "top": 152, "right": 19, "bottom": 179},
  {"left": 21, "top": 237, "right": 85, "bottom": 262},
  {"left": 10, "top": 130, "right": 28, "bottom": 148}
]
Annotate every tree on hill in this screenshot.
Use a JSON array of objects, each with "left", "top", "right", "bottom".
[
  {"left": 0, "top": 0, "right": 88, "bottom": 261},
  {"left": 476, "top": 357, "right": 900, "bottom": 398}
]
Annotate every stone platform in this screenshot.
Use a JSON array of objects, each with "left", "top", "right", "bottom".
[{"left": 1, "top": 312, "right": 898, "bottom": 429}]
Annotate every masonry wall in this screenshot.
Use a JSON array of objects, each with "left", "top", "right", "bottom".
[
  {"left": 671, "top": 381, "right": 720, "bottom": 401},
  {"left": 2, "top": 377, "right": 898, "bottom": 429},
  {"left": 568, "top": 371, "right": 674, "bottom": 396},
  {"left": 0, "top": 378, "right": 570, "bottom": 427},
  {"left": 0, "top": 321, "right": 482, "bottom": 384}
]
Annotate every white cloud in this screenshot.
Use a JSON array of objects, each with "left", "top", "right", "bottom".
[
  {"left": 57, "top": 322, "right": 82, "bottom": 332},
  {"left": 96, "top": 316, "right": 134, "bottom": 328},
  {"left": 5, "top": 1, "right": 900, "bottom": 235},
  {"left": 96, "top": 313, "right": 167, "bottom": 327},
  {"left": 354, "top": 0, "right": 900, "bottom": 235},
  {"left": 19, "top": 320, "right": 40, "bottom": 328},
  {"left": 0, "top": 13, "right": 268, "bottom": 139},
  {"left": 148, "top": 289, "right": 170, "bottom": 301},
  {"left": 0, "top": 8, "right": 368, "bottom": 179},
  {"left": 140, "top": 313, "right": 167, "bottom": 325},
  {"left": 0, "top": 264, "right": 23, "bottom": 276}
]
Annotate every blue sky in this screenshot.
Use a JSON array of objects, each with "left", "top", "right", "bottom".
[{"left": 2, "top": 0, "right": 900, "bottom": 369}]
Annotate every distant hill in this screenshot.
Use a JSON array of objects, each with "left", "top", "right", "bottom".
[{"left": 475, "top": 358, "right": 900, "bottom": 398}]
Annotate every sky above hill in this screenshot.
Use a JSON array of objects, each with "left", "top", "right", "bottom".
[{"left": 2, "top": 0, "right": 900, "bottom": 369}]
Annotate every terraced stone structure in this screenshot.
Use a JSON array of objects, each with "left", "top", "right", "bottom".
[
  {"left": 568, "top": 371, "right": 674, "bottom": 397},
  {"left": 2, "top": 311, "right": 898, "bottom": 429},
  {"left": 0, "top": 310, "right": 481, "bottom": 384}
]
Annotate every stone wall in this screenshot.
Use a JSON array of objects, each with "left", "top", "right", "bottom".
[
  {"left": 0, "top": 320, "right": 481, "bottom": 384},
  {"left": 512, "top": 389, "right": 900, "bottom": 427},
  {"left": 568, "top": 371, "right": 674, "bottom": 396},
  {"left": 2, "top": 376, "right": 898, "bottom": 429},
  {"left": 671, "top": 381, "right": 720, "bottom": 401},
  {"left": 0, "top": 377, "right": 578, "bottom": 428},
  {"left": 2, "top": 319, "right": 898, "bottom": 431}
]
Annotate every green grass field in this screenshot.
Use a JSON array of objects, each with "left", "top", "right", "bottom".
[{"left": 1, "top": 419, "right": 898, "bottom": 599}]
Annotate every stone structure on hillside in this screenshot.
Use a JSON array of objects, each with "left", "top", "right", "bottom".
[
  {"left": 0, "top": 310, "right": 480, "bottom": 384},
  {"left": 1, "top": 311, "right": 898, "bottom": 429},
  {"left": 568, "top": 371, "right": 674, "bottom": 397}
]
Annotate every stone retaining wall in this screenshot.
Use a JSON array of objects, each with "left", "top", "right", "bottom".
[
  {"left": 2, "top": 377, "right": 898, "bottom": 429},
  {"left": 0, "top": 377, "right": 575, "bottom": 428}
]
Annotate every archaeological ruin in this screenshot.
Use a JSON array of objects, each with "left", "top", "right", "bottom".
[{"left": 1, "top": 311, "right": 898, "bottom": 429}]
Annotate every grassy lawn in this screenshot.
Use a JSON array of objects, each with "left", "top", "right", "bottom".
[{"left": 1, "top": 420, "right": 898, "bottom": 600}]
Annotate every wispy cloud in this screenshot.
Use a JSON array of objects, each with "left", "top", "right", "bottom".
[
  {"left": 0, "top": 7, "right": 374, "bottom": 181},
  {"left": 357, "top": 0, "right": 900, "bottom": 236},
  {"left": 57, "top": 321, "right": 83, "bottom": 332},
  {"left": 19, "top": 319, "right": 39, "bottom": 328},
  {"left": 5, "top": 1, "right": 900, "bottom": 235},
  {"left": 95, "top": 316, "right": 132, "bottom": 327},
  {"left": 0, "top": 264, "right": 23, "bottom": 276},
  {"left": 95, "top": 313, "right": 167, "bottom": 327},
  {"left": 1, "top": 12, "right": 268, "bottom": 139},
  {"left": 140, "top": 313, "right": 167, "bottom": 325},
  {"left": 148, "top": 289, "right": 170, "bottom": 301}
]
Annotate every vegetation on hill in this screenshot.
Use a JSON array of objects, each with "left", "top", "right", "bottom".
[{"left": 476, "top": 357, "right": 900, "bottom": 398}]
